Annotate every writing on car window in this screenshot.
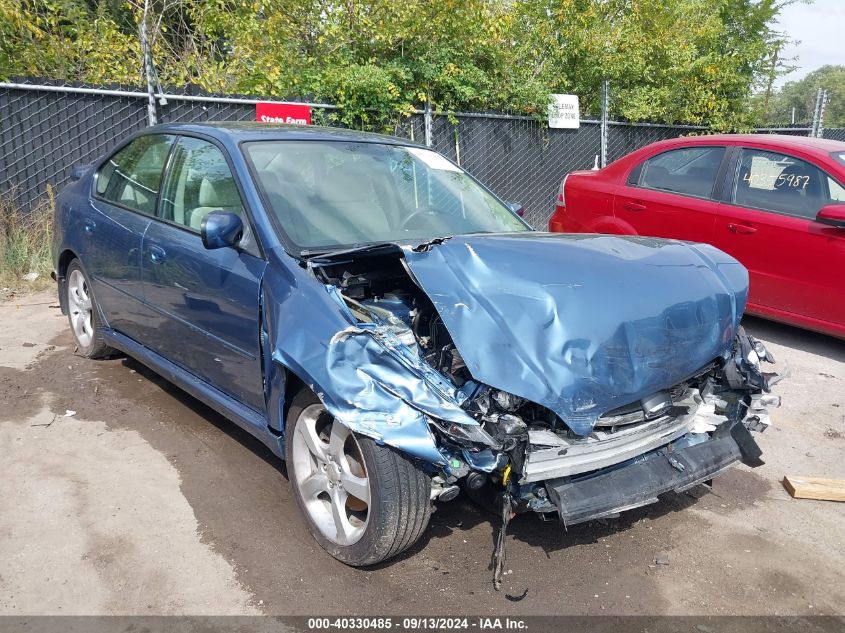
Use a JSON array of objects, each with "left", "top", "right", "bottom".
[{"left": 733, "top": 149, "right": 845, "bottom": 220}]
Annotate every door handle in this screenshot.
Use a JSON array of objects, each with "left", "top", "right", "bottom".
[
  {"left": 83, "top": 219, "right": 96, "bottom": 234},
  {"left": 148, "top": 244, "right": 167, "bottom": 264},
  {"left": 727, "top": 223, "right": 756, "bottom": 235},
  {"left": 624, "top": 201, "right": 646, "bottom": 212}
]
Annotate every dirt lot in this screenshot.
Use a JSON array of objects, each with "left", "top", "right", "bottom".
[{"left": 1, "top": 290, "right": 844, "bottom": 617}]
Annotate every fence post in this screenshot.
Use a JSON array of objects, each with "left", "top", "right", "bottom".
[
  {"left": 424, "top": 98, "right": 433, "bottom": 148},
  {"left": 140, "top": 0, "right": 157, "bottom": 126},
  {"left": 600, "top": 80, "right": 609, "bottom": 167}
]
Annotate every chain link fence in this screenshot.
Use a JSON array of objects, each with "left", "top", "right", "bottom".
[{"left": 2, "top": 80, "right": 842, "bottom": 230}]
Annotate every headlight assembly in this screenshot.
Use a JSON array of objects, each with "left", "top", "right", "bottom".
[{"left": 429, "top": 417, "right": 502, "bottom": 449}]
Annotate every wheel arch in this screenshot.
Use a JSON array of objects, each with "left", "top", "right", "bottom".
[
  {"left": 57, "top": 248, "right": 78, "bottom": 278},
  {"left": 56, "top": 249, "right": 79, "bottom": 314},
  {"left": 266, "top": 358, "right": 310, "bottom": 437}
]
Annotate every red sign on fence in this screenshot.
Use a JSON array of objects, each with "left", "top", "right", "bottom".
[{"left": 256, "top": 102, "right": 311, "bottom": 125}]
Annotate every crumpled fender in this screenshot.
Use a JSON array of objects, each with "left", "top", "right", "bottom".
[{"left": 261, "top": 260, "right": 470, "bottom": 467}]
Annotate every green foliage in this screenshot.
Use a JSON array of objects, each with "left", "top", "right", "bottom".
[
  {"left": 0, "top": 0, "right": 797, "bottom": 129},
  {"left": 754, "top": 65, "right": 845, "bottom": 127},
  {"left": 0, "top": 0, "right": 139, "bottom": 84}
]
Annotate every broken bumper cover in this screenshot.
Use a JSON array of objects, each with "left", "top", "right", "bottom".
[{"left": 545, "top": 422, "right": 762, "bottom": 526}]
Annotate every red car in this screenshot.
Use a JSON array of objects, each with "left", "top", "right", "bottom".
[{"left": 549, "top": 134, "right": 845, "bottom": 339}]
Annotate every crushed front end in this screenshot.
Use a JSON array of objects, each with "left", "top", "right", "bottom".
[
  {"left": 494, "top": 330, "right": 779, "bottom": 525},
  {"left": 305, "top": 234, "right": 780, "bottom": 533}
]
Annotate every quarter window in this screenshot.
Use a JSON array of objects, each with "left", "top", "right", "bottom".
[
  {"left": 829, "top": 177, "right": 845, "bottom": 203},
  {"left": 638, "top": 146, "right": 725, "bottom": 199},
  {"left": 732, "top": 149, "right": 845, "bottom": 219},
  {"left": 159, "top": 136, "right": 244, "bottom": 231},
  {"left": 96, "top": 135, "right": 175, "bottom": 214}
]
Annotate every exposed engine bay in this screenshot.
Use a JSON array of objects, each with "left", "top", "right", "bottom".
[{"left": 311, "top": 245, "right": 782, "bottom": 526}]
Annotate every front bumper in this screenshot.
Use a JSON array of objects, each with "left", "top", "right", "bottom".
[{"left": 544, "top": 422, "right": 762, "bottom": 526}]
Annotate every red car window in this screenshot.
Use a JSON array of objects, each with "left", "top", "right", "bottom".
[
  {"left": 637, "top": 146, "right": 725, "bottom": 199},
  {"left": 731, "top": 148, "right": 844, "bottom": 220}
]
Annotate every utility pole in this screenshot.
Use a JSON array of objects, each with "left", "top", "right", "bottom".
[
  {"left": 140, "top": 0, "right": 157, "bottom": 126},
  {"left": 810, "top": 88, "right": 829, "bottom": 138},
  {"left": 600, "top": 80, "right": 609, "bottom": 168},
  {"left": 817, "top": 89, "right": 828, "bottom": 138}
]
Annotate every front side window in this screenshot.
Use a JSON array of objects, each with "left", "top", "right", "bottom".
[
  {"left": 244, "top": 141, "right": 527, "bottom": 251},
  {"left": 96, "top": 134, "right": 175, "bottom": 214},
  {"left": 732, "top": 149, "right": 845, "bottom": 219},
  {"left": 159, "top": 136, "right": 244, "bottom": 231},
  {"left": 639, "top": 146, "right": 725, "bottom": 199}
]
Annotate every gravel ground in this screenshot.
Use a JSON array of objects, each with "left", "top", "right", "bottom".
[{"left": 0, "top": 291, "right": 843, "bottom": 617}]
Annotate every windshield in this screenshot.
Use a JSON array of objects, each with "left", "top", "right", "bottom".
[{"left": 243, "top": 140, "right": 528, "bottom": 251}]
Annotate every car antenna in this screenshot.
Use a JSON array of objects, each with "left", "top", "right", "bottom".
[{"left": 592, "top": 155, "right": 600, "bottom": 170}]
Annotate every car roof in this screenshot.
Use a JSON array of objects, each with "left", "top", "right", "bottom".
[
  {"left": 646, "top": 133, "right": 845, "bottom": 159},
  {"left": 148, "top": 121, "right": 424, "bottom": 147}
]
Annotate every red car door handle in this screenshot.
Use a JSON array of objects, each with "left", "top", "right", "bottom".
[
  {"left": 727, "top": 223, "right": 757, "bottom": 235},
  {"left": 624, "top": 201, "right": 646, "bottom": 211}
]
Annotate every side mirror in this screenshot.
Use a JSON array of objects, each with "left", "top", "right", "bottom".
[
  {"left": 201, "top": 211, "right": 244, "bottom": 249},
  {"left": 70, "top": 164, "right": 92, "bottom": 182},
  {"left": 506, "top": 201, "right": 525, "bottom": 217},
  {"left": 816, "top": 204, "right": 845, "bottom": 228}
]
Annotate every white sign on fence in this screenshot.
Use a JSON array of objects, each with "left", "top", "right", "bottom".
[{"left": 548, "top": 94, "right": 580, "bottom": 129}]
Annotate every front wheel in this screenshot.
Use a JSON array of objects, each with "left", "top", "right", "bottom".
[{"left": 285, "top": 388, "right": 432, "bottom": 566}]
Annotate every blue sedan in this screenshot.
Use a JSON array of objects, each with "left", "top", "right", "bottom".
[{"left": 54, "top": 123, "right": 779, "bottom": 567}]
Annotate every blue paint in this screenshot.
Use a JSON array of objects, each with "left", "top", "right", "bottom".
[
  {"left": 403, "top": 233, "right": 748, "bottom": 436},
  {"left": 53, "top": 122, "right": 752, "bottom": 476}
]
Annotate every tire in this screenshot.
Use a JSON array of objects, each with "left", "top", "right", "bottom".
[
  {"left": 65, "top": 260, "right": 113, "bottom": 359},
  {"left": 285, "top": 387, "right": 432, "bottom": 566}
]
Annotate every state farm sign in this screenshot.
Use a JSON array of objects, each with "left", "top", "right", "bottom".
[{"left": 256, "top": 102, "right": 311, "bottom": 125}]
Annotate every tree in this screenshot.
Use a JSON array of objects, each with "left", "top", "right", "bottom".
[
  {"left": 756, "top": 65, "right": 845, "bottom": 127},
  {"left": 511, "top": 0, "right": 794, "bottom": 128},
  {"left": 0, "top": 0, "right": 797, "bottom": 130}
]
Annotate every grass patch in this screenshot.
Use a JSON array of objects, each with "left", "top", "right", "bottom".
[{"left": 0, "top": 189, "right": 54, "bottom": 297}]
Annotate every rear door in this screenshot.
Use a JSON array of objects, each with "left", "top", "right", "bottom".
[
  {"left": 87, "top": 133, "right": 175, "bottom": 341},
  {"left": 141, "top": 134, "right": 267, "bottom": 412},
  {"left": 613, "top": 145, "right": 727, "bottom": 242},
  {"left": 713, "top": 146, "right": 845, "bottom": 327}
]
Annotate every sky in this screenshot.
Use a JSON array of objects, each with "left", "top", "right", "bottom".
[{"left": 774, "top": 0, "right": 845, "bottom": 86}]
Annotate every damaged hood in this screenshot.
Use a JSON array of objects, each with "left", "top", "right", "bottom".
[{"left": 402, "top": 233, "right": 749, "bottom": 436}]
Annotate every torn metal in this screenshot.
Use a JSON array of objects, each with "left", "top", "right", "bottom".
[{"left": 266, "top": 232, "right": 780, "bottom": 532}]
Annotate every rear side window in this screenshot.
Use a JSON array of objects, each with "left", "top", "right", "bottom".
[
  {"left": 96, "top": 135, "right": 175, "bottom": 214},
  {"left": 159, "top": 136, "right": 244, "bottom": 232},
  {"left": 732, "top": 149, "right": 844, "bottom": 219},
  {"left": 638, "top": 146, "right": 725, "bottom": 199}
]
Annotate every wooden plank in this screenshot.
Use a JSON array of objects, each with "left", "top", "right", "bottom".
[{"left": 782, "top": 476, "right": 845, "bottom": 502}]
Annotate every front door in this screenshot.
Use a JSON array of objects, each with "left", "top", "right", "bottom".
[
  {"left": 141, "top": 135, "right": 267, "bottom": 412},
  {"left": 712, "top": 146, "right": 845, "bottom": 329}
]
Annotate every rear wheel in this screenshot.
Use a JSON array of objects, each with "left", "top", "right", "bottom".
[
  {"left": 285, "top": 387, "right": 432, "bottom": 566},
  {"left": 65, "top": 260, "right": 113, "bottom": 359}
]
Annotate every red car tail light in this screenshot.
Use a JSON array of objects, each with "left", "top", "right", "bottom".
[{"left": 548, "top": 176, "right": 568, "bottom": 232}]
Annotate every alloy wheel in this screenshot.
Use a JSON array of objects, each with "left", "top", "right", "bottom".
[{"left": 291, "top": 404, "right": 371, "bottom": 546}]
